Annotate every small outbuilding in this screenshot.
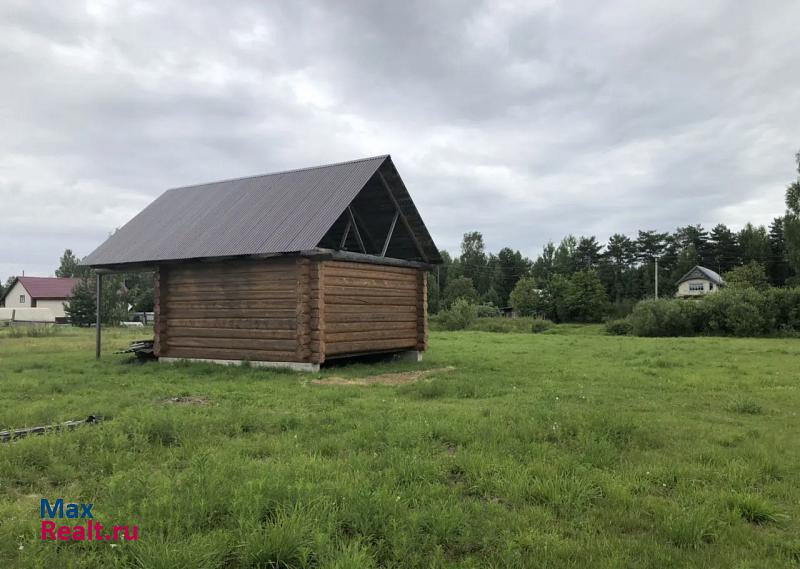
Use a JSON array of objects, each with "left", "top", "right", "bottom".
[
  {"left": 674, "top": 265, "right": 725, "bottom": 298},
  {"left": 83, "top": 155, "right": 442, "bottom": 371}
]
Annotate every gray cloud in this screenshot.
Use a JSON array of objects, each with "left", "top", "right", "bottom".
[{"left": 1, "top": 0, "right": 799, "bottom": 280}]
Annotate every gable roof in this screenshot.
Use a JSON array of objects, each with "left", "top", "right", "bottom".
[
  {"left": 82, "top": 155, "right": 441, "bottom": 268},
  {"left": 676, "top": 265, "right": 725, "bottom": 286},
  {"left": 2, "top": 277, "right": 79, "bottom": 301}
]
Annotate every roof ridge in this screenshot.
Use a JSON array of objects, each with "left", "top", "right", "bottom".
[{"left": 167, "top": 154, "right": 390, "bottom": 192}]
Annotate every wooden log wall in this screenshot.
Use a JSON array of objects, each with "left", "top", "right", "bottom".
[
  {"left": 309, "top": 260, "right": 325, "bottom": 364},
  {"left": 157, "top": 259, "right": 302, "bottom": 362},
  {"left": 321, "top": 260, "right": 420, "bottom": 357},
  {"left": 154, "top": 257, "right": 428, "bottom": 364}
]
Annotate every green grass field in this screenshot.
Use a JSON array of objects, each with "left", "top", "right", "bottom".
[{"left": 1, "top": 326, "right": 799, "bottom": 568}]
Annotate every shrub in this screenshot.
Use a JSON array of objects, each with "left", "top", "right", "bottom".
[
  {"left": 442, "top": 277, "right": 479, "bottom": 309},
  {"left": 509, "top": 277, "right": 541, "bottom": 317},
  {"left": 530, "top": 318, "right": 553, "bottom": 333},
  {"left": 604, "top": 318, "right": 632, "bottom": 336},
  {"left": 703, "top": 288, "right": 771, "bottom": 336},
  {"left": 627, "top": 299, "right": 693, "bottom": 337},
  {"left": 767, "top": 287, "right": 800, "bottom": 332},
  {"left": 437, "top": 299, "right": 478, "bottom": 331},
  {"left": 724, "top": 261, "right": 770, "bottom": 290},
  {"left": 625, "top": 287, "right": 800, "bottom": 337},
  {"left": 476, "top": 304, "right": 501, "bottom": 318}
]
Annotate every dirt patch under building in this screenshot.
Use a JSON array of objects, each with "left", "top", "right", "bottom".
[{"left": 311, "top": 366, "right": 456, "bottom": 386}]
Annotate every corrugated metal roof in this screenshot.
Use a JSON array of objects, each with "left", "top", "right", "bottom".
[{"left": 83, "top": 155, "right": 443, "bottom": 267}]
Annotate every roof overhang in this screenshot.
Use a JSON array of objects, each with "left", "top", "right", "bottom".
[{"left": 88, "top": 248, "right": 434, "bottom": 274}]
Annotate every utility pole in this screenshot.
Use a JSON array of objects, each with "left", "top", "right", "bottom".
[{"left": 654, "top": 255, "right": 659, "bottom": 299}]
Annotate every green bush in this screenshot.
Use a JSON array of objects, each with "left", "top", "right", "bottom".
[
  {"left": 703, "top": 288, "right": 771, "bottom": 336},
  {"left": 530, "top": 318, "right": 553, "bottom": 333},
  {"left": 628, "top": 299, "right": 693, "bottom": 337},
  {"left": 437, "top": 298, "right": 478, "bottom": 331},
  {"left": 604, "top": 318, "right": 632, "bottom": 336},
  {"left": 476, "top": 304, "right": 501, "bottom": 318},
  {"left": 767, "top": 287, "right": 800, "bottom": 332},
  {"left": 626, "top": 287, "right": 800, "bottom": 337}
]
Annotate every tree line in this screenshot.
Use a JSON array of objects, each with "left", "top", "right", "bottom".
[{"left": 432, "top": 151, "right": 800, "bottom": 322}]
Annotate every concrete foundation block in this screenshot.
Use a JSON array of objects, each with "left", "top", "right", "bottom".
[
  {"left": 159, "top": 357, "right": 320, "bottom": 373},
  {"left": 392, "top": 350, "right": 423, "bottom": 363}
]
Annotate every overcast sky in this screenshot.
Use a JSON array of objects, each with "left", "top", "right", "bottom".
[{"left": 2, "top": 1, "right": 799, "bottom": 280}]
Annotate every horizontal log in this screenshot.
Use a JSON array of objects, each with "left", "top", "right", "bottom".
[
  {"left": 167, "top": 289, "right": 298, "bottom": 302},
  {"left": 323, "top": 321, "right": 419, "bottom": 332},
  {"left": 168, "top": 318, "right": 296, "bottom": 330},
  {"left": 167, "top": 337, "right": 297, "bottom": 351},
  {"left": 167, "top": 276, "right": 298, "bottom": 288},
  {"left": 168, "top": 327, "right": 296, "bottom": 340},
  {"left": 325, "top": 337, "right": 417, "bottom": 356},
  {"left": 323, "top": 266, "right": 417, "bottom": 283},
  {"left": 163, "top": 346, "right": 303, "bottom": 362},
  {"left": 325, "top": 312, "right": 417, "bottom": 324},
  {"left": 325, "top": 328, "right": 416, "bottom": 342},
  {"left": 325, "top": 261, "right": 418, "bottom": 277},
  {"left": 325, "top": 276, "right": 417, "bottom": 290},
  {"left": 167, "top": 299, "right": 296, "bottom": 310},
  {"left": 323, "top": 285, "right": 417, "bottom": 298},
  {"left": 169, "top": 261, "right": 295, "bottom": 277},
  {"left": 325, "top": 304, "right": 416, "bottom": 315},
  {"left": 324, "top": 294, "right": 417, "bottom": 306},
  {"left": 167, "top": 308, "right": 297, "bottom": 319}
]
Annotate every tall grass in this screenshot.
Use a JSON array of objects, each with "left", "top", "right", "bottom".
[{"left": 0, "top": 327, "right": 798, "bottom": 567}]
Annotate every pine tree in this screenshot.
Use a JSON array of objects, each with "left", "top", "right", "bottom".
[
  {"left": 767, "top": 217, "right": 792, "bottom": 286},
  {"left": 738, "top": 223, "right": 770, "bottom": 266},
  {"left": 65, "top": 276, "right": 96, "bottom": 326},
  {"left": 603, "top": 233, "right": 636, "bottom": 302},
  {"left": 575, "top": 236, "right": 602, "bottom": 270},
  {"left": 55, "top": 249, "right": 90, "bottom": 278},
  {"left": 709, "top": 224, "right": 741, "bottom": 274}
]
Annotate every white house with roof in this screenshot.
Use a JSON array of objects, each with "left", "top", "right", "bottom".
[
  {"left": 0, "top": 276, "right": 79, "bottom": 321},
  {"left": 674, "top": 266, "right": 725, "bottom": 298}
]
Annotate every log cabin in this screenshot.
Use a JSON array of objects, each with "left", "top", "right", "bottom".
[{"left": 82, "top": 155, "right": 442, "bottom": 371}]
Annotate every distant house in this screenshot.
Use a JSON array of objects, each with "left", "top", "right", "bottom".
[
  {"left": 0, "top": 277, "right": 80, "bottom": 322},
  {"left": 674, "top": 266, "right": 724, "bottom": 298}
]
